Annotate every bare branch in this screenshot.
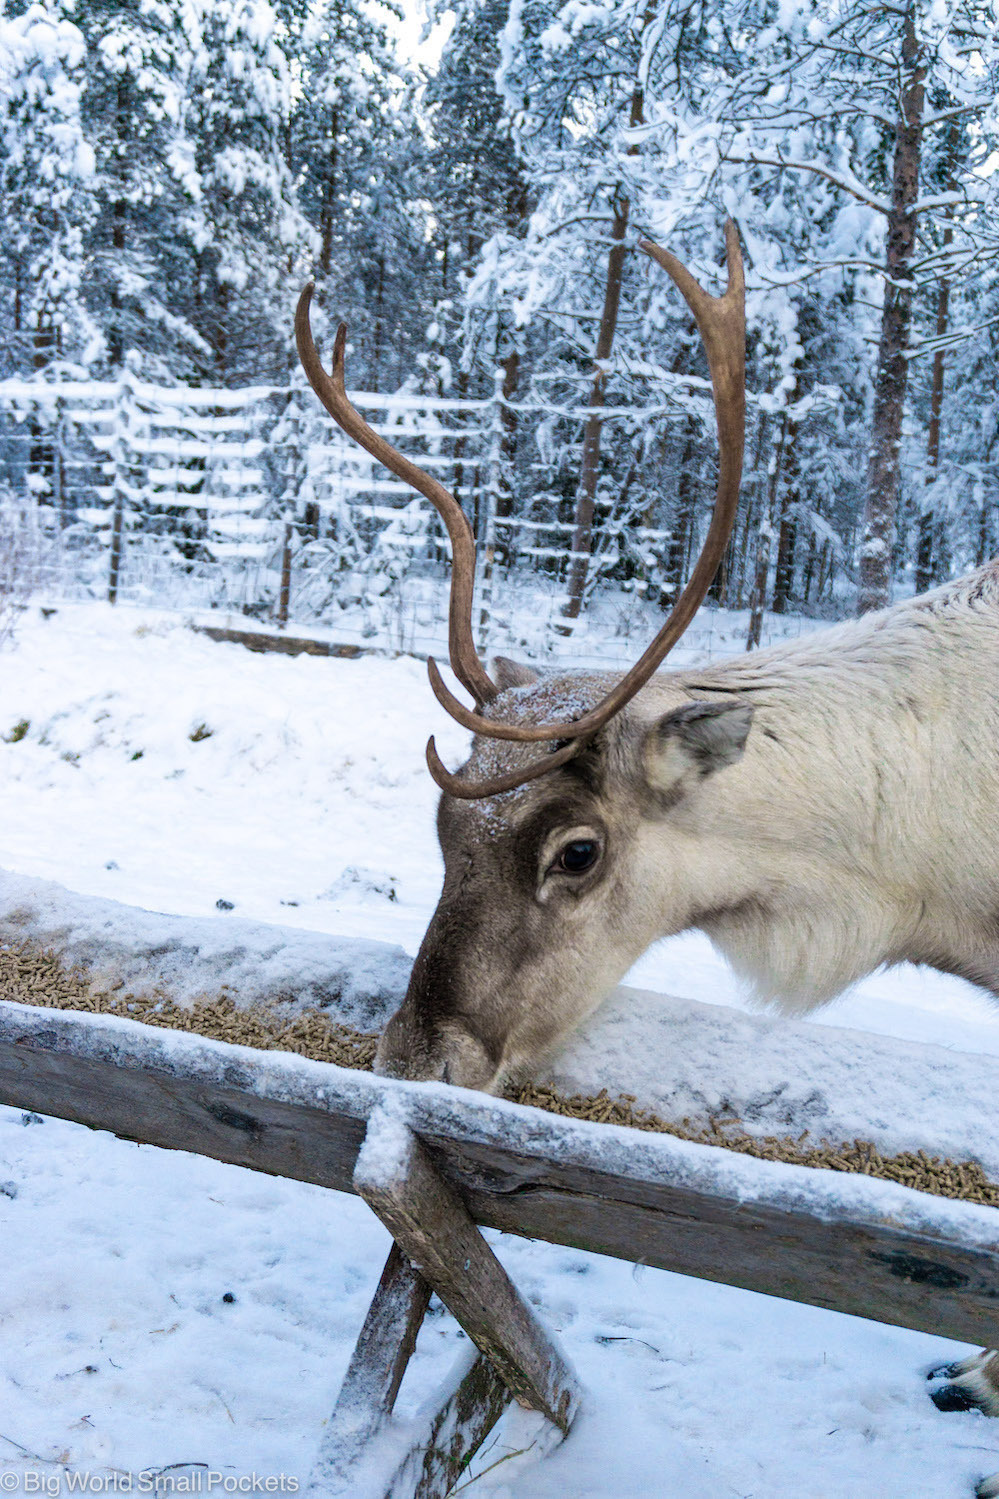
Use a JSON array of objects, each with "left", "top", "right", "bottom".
[{"left": 724, "top": 150, "right": 890, "bottom": 215}]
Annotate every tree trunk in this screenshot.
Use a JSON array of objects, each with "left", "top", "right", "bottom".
[
  {"left": 214, "top": 281, "right": 229, "bottom": 378},
  {"left": 319, "top": 114, "right": 339, "bottom": 279},
  {"left": 747, "top": 412, "right": 787, "bottom": 650},
  {"left": 914, "top": 274, "right": 949, "bottom": 594},
  {"left": 731, "top": 411, "right": 767, "bottom": 608},
  {"left": 663, "top": 419, "right": 698, "bottom": 603},
  {"left": 857, "top": 5, "right": 925, "bottom": 614},
  {"left": 817, "top": 540, "right": 832, "bottom": 601},
  {"left": 499, "top": 345, "right": 520, "bottom": 499},
  {"left": 108, "top": 76, "right": 129, "bottom": 370},
  {"left": 772, "top": 419, "right": 800, "bottom": 614},
  {"left": 29, "top": 322, "right": 56, "bottom": 501},
  {"left": 706, "top": 530, "right": 734, "bottom": 606},
  {"left": 976, "top": 453, "right": 994, "bottom": 567},
  {"left": 915, "top": 162, "right": 956, "bottom": 594},
  {"left": 560, "top": 193, "right": 632, "bottom": 625},
  {"left": 372, "top": 252, "right": 385, "bottom": 388},
  {"left": 561, "top": 82, "right": 644, "bottom": 626},
  {"left": 451, "top": 364, "right": 471, "bottom": 539},
  {"left": 495, "top": 344, "right": 519, "bottom": 563},
  {"left": 802, "top": 533, "right": 818, "bottom": 603}
]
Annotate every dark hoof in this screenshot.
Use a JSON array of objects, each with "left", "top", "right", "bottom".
[
  {"left": 928, "top": 1349, "right": 999, "bottom": 1418},
  {"left": 975, "top": 1473, "right": 999, "bottom": 1499},
  {"left": 932, "top": 1383, "right": 979, "bottom": 1413}
]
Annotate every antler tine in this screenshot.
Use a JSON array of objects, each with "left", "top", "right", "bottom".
[
  {"left": 426, "top": 735, "right": 583, "bottom": 799},
  {"left": 424, "top": 221, "right": 746, "bottom": 769},
  {"left": 294, "top": 284, "right": 497, "bottom": 707}
]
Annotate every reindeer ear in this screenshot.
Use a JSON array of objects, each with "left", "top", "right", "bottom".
[
  {"left": 643, "top": 701, "right": 753, "bottom": 794},
  {"left": 492, "top": 656, "right": 541, "bottom": 690}
]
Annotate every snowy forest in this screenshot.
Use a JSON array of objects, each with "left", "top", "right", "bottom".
[{"left": 2, "top": 0, "right": 999, "bottom": 642}]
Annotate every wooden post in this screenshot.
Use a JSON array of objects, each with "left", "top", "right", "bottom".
[
  {"left": 278, "top": 520, "right": 292, "bottom": 627},
  {"left": 308, "top": 1241, "right": 515, "bottom": 1499},
  {"left": 108, "top": 372, "right": 130, "bottom": 605},
  {"left": 476, "top": 364, "right": 505, "bottom": 654},
  {"left": 355, "top": 1105, "right": 581, "bottom": 1434}
]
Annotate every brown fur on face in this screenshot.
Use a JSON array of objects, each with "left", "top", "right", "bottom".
[
  {"left": 376, "top": 562, "right": 999, "bottom": 1092},
  {"left": 376, "top": 742, "right": 632, "bottom": 1089}
]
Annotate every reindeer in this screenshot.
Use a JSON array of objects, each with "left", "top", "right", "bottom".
[{"left": 295, "top": 226, "right": 999, "bottom": 1441}]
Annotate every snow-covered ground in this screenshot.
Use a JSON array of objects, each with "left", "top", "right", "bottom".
[{"left": 1, "top": 601, "right": 998, "bottom": 1497}]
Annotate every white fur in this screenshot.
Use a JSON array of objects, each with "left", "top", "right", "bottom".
[
  {"left": 398, "top": 561, "right": 999, "bottom": 1090},
  {"left": 630, "top": 561, "right": 999, "bottom": 1012},
  {"left": 407, "top": 564, "right": 999, "bottom": 1457},
  {"left": 945, "top": 1351, "right": 999, "bottom": 1498}
]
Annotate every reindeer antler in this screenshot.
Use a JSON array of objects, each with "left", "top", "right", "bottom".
[
  {"left": 294, "top": 293, "right": 497, "bottom": 709},
  {"left": 295, "top": 220, "right": 746, "bottom": 799}
]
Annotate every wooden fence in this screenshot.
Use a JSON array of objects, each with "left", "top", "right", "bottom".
[
  {"left": 0, "top": 1001, "right": 995, "bottom": 1497},
  {"left": 0, "top": 372, "right": 682, "bottom": 660},
  {"left": 0, "top": 372, "right": 492, "bottom": 628}
]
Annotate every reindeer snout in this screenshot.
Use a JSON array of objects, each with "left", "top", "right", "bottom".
[{"left": 374, "top": 1010, "right": 500, "bottom": 1093}]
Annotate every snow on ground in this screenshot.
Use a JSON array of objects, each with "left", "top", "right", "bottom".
[{"left": 1, "top": 601, "right": 998, "bottom": 1496}]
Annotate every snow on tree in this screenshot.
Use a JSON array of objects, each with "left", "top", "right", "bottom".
[
  {"left": 422, "top": 0, "right": 529, "bottom": 380},
  {"left": 646, "top": 0, "right": 999, "bottom": 611},
  {"left": 479, "top": 0, "right": 782, "bottom": 616},
  {"left": 0, "top": 0, "right": 97, "bottom": 375},
  {"left": 181, "top": 0, "right": 315, "bottom": 381},
  {"left": 284, "top": 0, "right": 446, "bottom": 401},
  {"left": 1, "top": 0, "right": 997, "bottom": 623},
  {"left": 73, "top": 0, "right": 207, "bottom": 377}
]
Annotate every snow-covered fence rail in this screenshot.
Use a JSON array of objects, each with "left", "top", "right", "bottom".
[{"left": 0, "top": 1001, "right": 996, "bottom": 1496}]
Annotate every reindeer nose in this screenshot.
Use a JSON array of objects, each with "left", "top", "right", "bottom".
[
  {"left": 372, "top": 1012, "right": 417, "bottom": 1079},
  {"left": 374, "top": 1013, "right": 500, "bottom": 1093}
]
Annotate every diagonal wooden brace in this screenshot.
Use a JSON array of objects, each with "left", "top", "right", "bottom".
[
  {"left": 385, "top": 1345, "right": 513, "bottom": 1499},
  {"left": 354, "top": 1102, "right": 582, "bottom": 1436},
  {"left": 309, "top": 1104, "right": 580, "bottom": 1498},
  {"left": 308, "top": 1242, "right": 432, "bottom": 1495}
]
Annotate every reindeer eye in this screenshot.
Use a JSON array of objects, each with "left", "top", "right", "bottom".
[{"left": 555, "top": 839, "right": 600, "bottom": 875}]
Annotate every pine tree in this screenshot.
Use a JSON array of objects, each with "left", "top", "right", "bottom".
[
  {"left": 704, "top": 0, "right": 999, "bottom": 609},
  {"left": 288, "top": 0, "right": 431, "bottom": 392},
  {"left": 73, "top": 0, "right": 206, "bottom": 376},
  {"left": 0, "top": 0, "right": 96, "bottom": 376},
  {"left": 422, "top": 0, "right": 528, "bottom": 379},
  {"left": 483, "top": 0, "right": 750, "bottom": 615},
  {"left": 182, "top": 0, "right": 313, "bottom": 381}
]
